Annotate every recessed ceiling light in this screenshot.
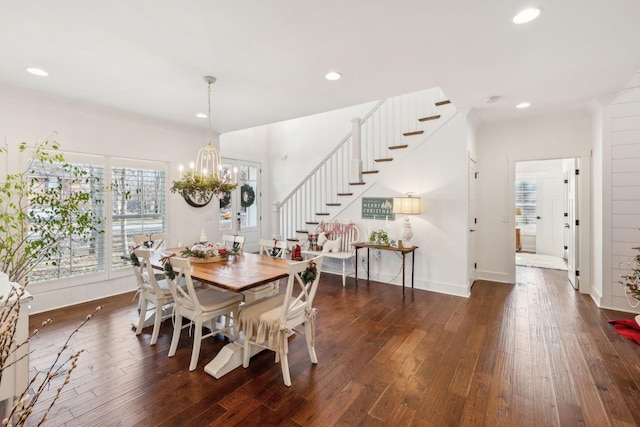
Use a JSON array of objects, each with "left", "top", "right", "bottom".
[
  {"left": 26, "top": 67, "right": 48, "bottom": 77},
  {"left": 325, "top": 71, "right": 342, "bottom": 81},
  {"left": 196, "top": 113, "right": 207, "bottom": 119},
  {"left": 513, "top": 7, "right": 542, "bottom": 24},
  {"left": 516, "top": 102, "right": 531, "bottom": 109}
]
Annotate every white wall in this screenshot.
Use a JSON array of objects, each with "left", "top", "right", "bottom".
[
  {"left": 591, "top": 102, "right": 606, "bottom": 305},
  {"left": 0, "top": 86, "right": 220, "bottom": 313},
  {"left": 476, "top": 111, "right": 592, "bottom": 289},
  {"left": 599, "top": 72, "right": 640, "bottom": 313}
]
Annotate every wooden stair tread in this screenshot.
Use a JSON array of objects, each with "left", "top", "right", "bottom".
[
  {"left": 286, "top": 237, "right": 299, "bottom": 242},
  {"left": 326, "top": 203, "right": 341, "bottom": 206},
  {"left": 374, "top": 158, "right": 393, "bottom": 162},
  {"left": 403, "top": 130, "right": 424, "bottom": 136},
  {"left": 435, "top": 100, "right": 451, "bottom": 106},
  {"left": 337, "top": 193, "right": 354, "bottom": 196},
  {"left": 349, "top": 182, "right": 366, "bottom": 186},
  {"left": 306, "top": 221, "right": 319, "bottom": 225},
  {"left": 388, "top": 145, "right": 408, "bottom": 150},
  {"left": 362, "top": 170, "right": 379, "bottom": 174},
  {"left": 418, "top": 114, "right": 441, "bottom": 122},
  {"left": 315, "top": 212, "right": 330, "bottom": 216},
  {"left": 296, "top": 230, "right": 309, "bottom": 234}
]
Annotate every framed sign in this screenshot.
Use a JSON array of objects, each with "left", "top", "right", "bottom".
[{"left": 362, "top": 197, "right": 395, "bottom": 220}]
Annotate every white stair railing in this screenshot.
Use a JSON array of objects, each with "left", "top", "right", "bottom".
[{"left": 276, "top": 87, "right": 453, "bottom": 241}]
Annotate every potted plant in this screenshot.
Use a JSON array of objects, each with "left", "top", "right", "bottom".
[{"left": 368, "top": 229, "right": 390, "bottom": 246}]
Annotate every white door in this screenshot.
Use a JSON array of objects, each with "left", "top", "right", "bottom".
[
  {"left": 566, "top": 159, "right": 579, "bottom": 289},
  {"left": 219, "top": 159, "right": 261, "bottom": 253},
  {"left": 468, "top": 157, "right": 478, "bottom": 286},
  {"left": 536, "top": 174, "right": 564, "bottom": 257}
]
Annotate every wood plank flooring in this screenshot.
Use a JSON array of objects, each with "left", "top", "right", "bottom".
[{"left": 27, "top": 267, "right": 640, "bottom": 426}]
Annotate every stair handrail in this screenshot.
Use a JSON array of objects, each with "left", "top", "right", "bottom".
[{"left": 277, "top": 99, "right": 386, "bottom": 208}]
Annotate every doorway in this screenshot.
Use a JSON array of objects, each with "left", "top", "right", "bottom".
[
  {"left": 515, "top": 158, "right": 579, "bottom": 289},
  {"left": 219, "top": 159, "right": 261, "bottom": 252}
]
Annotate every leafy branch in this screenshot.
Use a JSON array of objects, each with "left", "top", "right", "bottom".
[{"left": 0, "top": 137, "right": 103, "bottom": 284}]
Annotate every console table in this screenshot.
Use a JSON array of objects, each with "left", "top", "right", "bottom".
[{"left": 352, "top": 242, "right": 418, "bottom": 296}]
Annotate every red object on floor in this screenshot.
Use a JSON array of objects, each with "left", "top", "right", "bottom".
[{"left": 608, "top": 316, "right": 640, "bottom": 345}]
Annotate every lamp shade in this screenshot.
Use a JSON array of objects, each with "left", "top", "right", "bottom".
[
  {"left": 515, "top": 207, "right": 522, "bottom": 216},
  {"left": 393, "top": 196, "right": 421, "bottom": 215}
]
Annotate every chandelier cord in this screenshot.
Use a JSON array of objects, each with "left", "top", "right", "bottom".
[{"left": 207, "top": 81, "right": 212, "bottom": 145}]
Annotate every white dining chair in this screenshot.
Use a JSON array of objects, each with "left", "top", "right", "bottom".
[
  {"left": 242, "top": 239, "right": 289, "bottom": 303},
  {"left": 165, "top": 257, "right": 244, "bottom": 371},
  {"left": 259, "top": 238, "right": 288, "bottom": 259},
  {"left": 236, "top": 255, "right": 323, "bottom": 386},
  {"left": 222, "top": 234, "right": 245, "bottom": 253},
  {"left": 133, "top": 233, "right": 166, "bottom": 251},
  {"left": 133, "top": 248, "right": 175, "bottom": 345}
]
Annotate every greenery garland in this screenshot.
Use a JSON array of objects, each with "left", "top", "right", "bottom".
[
  {"left": 129, "top": 251, "right": 140, "bottom": 267},
  {"left": 219, "top": 192, "right": 231, "bottom": 208},
  {"left": 240, "top": 184, "right": 255, "bottom": 208},
  {"left": 163, "top": 260, "right": 176, "bottom": 280},
  {"left": 170, "top": 171, "right": 238, "bottom": 207},
  {"left": 300, "top": 259, "right": 318, "bottom": 285}
]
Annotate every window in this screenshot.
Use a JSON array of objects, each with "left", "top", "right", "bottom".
[
  {"left": 27, "top": 154, "right": 167, "bottom": 284},
  {"left": 27, "top": 160, "right": 105, "bottom": 282},
  {"left": 515, "top": 179, "right": 537, "bottom": 229},
  {"left": 111, "top": 165, "right": 166, "bottom": 270}
]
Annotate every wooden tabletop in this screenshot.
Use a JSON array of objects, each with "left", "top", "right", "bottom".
[
  {"left": 150, "top": 250, "right": 291, "bottom": 292},
  {"left": 352, "top": 242, "right": 418, "bottom": 253}
]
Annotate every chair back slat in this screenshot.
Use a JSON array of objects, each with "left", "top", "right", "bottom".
[
  {"left": 259, "top": 238, "right": 288, "bottom": 259},
  {"left": 134, "top": 248, "right": 162, "bottom": 293},
  {"left": 165, "top": 257, "right": 201, "bottom": 312},
  {"left": 280, "top": 255, "right": 323, "bottom": 322},
  {"left": 222, "top": 234, "right": 245, "bottom": 252},
  {"left": 133, "top": 233, "right": 167, "bottom": 251}
]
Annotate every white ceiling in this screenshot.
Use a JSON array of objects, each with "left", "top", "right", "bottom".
[{"left": 1, "top": 0, "right": 639, "bottom": 134}]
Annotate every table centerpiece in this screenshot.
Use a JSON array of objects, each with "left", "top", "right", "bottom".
[{"left": 181, "top": 242, "right": 230, "bottom": 263}]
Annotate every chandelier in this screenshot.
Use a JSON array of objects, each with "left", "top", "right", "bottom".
[{"left": 170, "top": 76, "right": 237, "bottom": 207}]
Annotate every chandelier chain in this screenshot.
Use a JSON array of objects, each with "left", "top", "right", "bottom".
[{"left": 207, "top": 81, "right": 212, "bottom": 144}]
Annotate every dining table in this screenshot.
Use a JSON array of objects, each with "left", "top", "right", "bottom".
[
  {"left": 150, "top": 249, "right": 292, "bottom": 378},
  {"left": 150, "top": 249, "right": 290, "bottom": 292}
]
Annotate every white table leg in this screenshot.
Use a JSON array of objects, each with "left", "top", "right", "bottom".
[{"left": 204, "top": 334, "right": 263, "bottom": 379}]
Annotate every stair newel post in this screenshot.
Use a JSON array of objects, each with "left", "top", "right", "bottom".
[
  {"left": 273, "top": 201, "right": 282, "bottom": 240},
  {"left": 350, "top": 117, "right": 362, "bottom": 183}
]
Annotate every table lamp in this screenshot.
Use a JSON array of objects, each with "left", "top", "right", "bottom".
[
  {"left": 393, "top": 194, "right": 421, "bottom": 244},
  {"left": 515, "top": 207, "right": 522, "bottom": 226}
]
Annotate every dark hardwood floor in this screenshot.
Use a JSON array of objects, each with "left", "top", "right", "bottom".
[{"left": 27, "top": 267, "right": 640, "bottom": 426}]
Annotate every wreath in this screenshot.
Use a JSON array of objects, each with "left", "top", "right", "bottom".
[
  {"left": 240, "top": 184, "right": 255, "bottom": 208},
  {"left": 219, "top": 192, "right": 231, "bottom": 209}
]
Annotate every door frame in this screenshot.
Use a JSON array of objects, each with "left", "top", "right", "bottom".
[
  {"left": 219, "top": 158, "right": 262, "bottom": 253},
  {"left": 508, "top": 154, "right": 589, "bottom": 293}
]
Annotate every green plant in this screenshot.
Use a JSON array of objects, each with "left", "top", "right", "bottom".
[
  {"left": 619, "top": 242, "right": 640, "bottom": 308},
  {"left": 368, "top": 229, "right": 390, "bottom": 246},
  {"left": 0, "top": 138, "right": 103, "bottom": 284}
]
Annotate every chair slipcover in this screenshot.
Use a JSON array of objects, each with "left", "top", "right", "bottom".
[{"left": 236, "top": 255, "right": 323, "bottom": 386}]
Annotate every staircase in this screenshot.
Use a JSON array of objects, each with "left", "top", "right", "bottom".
[{"left": 275, "top": 88, "right": 456, "bottom": 242}]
